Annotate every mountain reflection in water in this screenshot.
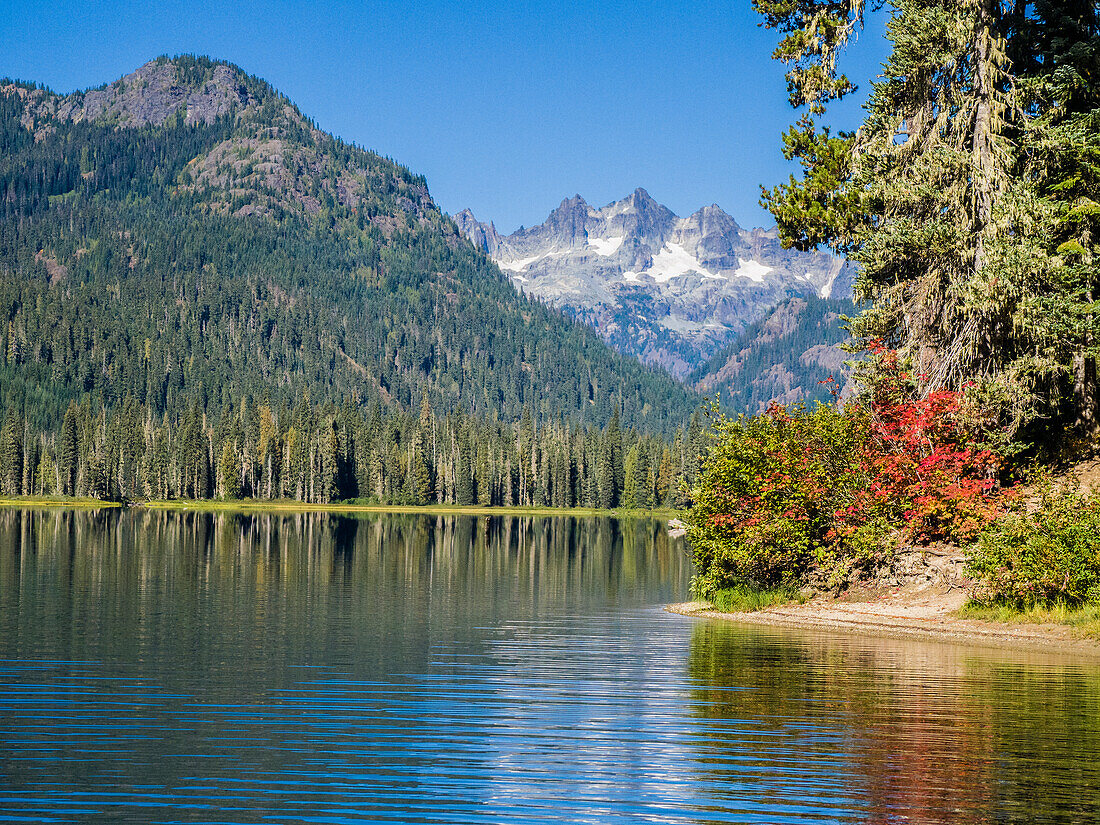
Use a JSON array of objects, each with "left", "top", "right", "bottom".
[{"left": 0, "top": 508, "right": 1097, "bottom": 824}]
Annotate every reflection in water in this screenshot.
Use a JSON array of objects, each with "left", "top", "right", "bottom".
[
  {"left": 0, "top": 508, "right": 1097, "bottom": 824},
  {"left": 0, "top": 509, "right": 684, "bottom": 685},
  {"left": 687, "top": 622, "right": 1100, "bottom": 824}
]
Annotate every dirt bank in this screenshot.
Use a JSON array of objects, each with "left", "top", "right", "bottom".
[{"left": 669, "top": 546, "right": 1100, "bottom": 658}]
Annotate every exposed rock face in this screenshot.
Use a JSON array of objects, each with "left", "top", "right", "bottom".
[
  {"left": 4, "top": 58, "right": 435, "bottom": 228},
  {"left": 453, "top": 209, "right": 504, "bottom": 257},
  {"left": 457, "top": 189, "right": 855, "bottom": 377},
  {"left": 9, "top": 58, "right": 259, "bottom": 132}
]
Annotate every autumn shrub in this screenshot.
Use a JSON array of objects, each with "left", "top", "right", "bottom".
[
  {"left": 688, "top": 347, "right": 1006, "bottom": 600},
  {"left": 966, "top": 484, "right": 1100, "bottom": 607},
  {"left": 854, "top": 345, "right": 1004, "bottom": 544},
  {"left": 687, "top": 401, "right": 868, "bottom": 596}
]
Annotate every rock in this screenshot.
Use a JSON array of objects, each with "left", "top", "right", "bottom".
[{"left": 455, "top": 190, "right": 855, "bottom": 378}]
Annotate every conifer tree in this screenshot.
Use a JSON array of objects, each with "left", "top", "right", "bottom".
[
  {"left": 59, "top": 403, "right": 79, "bottom": 496},
  {"left": 622, "top": 445, "right": 639, "bottom": 510},
  {"left": 635, "top": 444, "right": 653, "bottom": 509},
  {"left": 219, "top": 441, "right": 242, "bottom": 499},
  {"left": 755, "top": 0, "right": 1100, "bottom": 437},
  {"left": 0, "top": 411, "right": 22, "bottom": 496}
]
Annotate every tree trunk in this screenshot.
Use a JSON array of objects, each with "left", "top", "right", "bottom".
[{"left": 970, "top": 0, "right": 998, "bottom": 278}]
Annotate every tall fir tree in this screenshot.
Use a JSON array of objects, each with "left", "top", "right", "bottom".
[{"left": 754, "top": 0, "right": 1100, "bottom": 440}]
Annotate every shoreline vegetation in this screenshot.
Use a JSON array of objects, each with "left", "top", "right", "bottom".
[
  {"left": 0, "top": 495, "right": 679, "bottom": 518},
  {"left": 0, "top": 495, "right": 123, "bottom": 508},
  {"left": 682, "top": 395, "right": 1100, "bottom": 650},
  {"left": 679, "top": 2, "right": 1100, "bottom": 650}
]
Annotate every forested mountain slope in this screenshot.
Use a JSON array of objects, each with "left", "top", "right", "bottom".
[
  {"left": 690, "top": 296, "right": 855, "bottom": 413},
  {"left": 0, "top": 56, "right": 698, "bottom": 437}
]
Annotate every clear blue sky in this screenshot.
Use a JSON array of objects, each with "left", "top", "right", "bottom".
[{"left": 1, "top": 0, "right": 888, "bottom": 232}]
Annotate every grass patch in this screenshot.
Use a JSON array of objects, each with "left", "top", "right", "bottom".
[
  {"left": 957, "top": 600, "right": 1100, "bottom": 640},
  {"left": 707, "top": 584, "right": 807, "bottom": 613},
  {"left": 139, "top": 499, "right": 680, "bottom": 518},
  {"left": 0, "top": 496, "right": 119, "bottom": 508}
]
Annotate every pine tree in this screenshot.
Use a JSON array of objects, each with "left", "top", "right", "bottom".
[
  {"left": 59, "top": 403, "right": 79, "bottom": 496},
  {"left": 476, "top": 438, "right": 491, "bottom": 506},
  {"left": 413, "top": 431, "right": 433, "bottom": 504},
  {"left": 0, "top": 411, "right": 22, "bottom": 496},
  {"left": 755, "top": 0, "right": 1100, "bottom": 438},
  {"left": 1014, "top": 1, "right": 1100, "bottom": 433},
  {"left": 455, "top": 433, "right": 474, "bottom": 506},
  {"left": 622, "top": 445, "right": 639, "bottom": 510},
  {"left": 219, "top": 440, "right": 242, "bottom": 499},
  {"left": 635, "top": 444, "right": 653, "bottom": 509}
]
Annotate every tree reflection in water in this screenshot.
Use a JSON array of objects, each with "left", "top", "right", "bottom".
[{"left": 687, "top": 620, "right": 1100, "bottom": 824}]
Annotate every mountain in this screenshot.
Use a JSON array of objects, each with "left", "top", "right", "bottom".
[
  {"left": 689, "top": 296, "right": 856, "bottom": 413},
  {"left": 0, "top": 56, "right": 700, "bottom": 436},
  {"left": 455, "top": 189, "right": 856, "bottom": 377}
]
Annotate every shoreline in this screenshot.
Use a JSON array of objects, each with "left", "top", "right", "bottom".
[
  {"left": 141, "top": 501, "right": 669, "bottom": 517},
  {"left": 0, "top": 497, "right": 122, "bottom": 508},
  {"left": 667, "top": 594, "right": 1100, "bottom": 658},
  {"left": 0, "top": 497, "right": 677, "bottom": 518}
]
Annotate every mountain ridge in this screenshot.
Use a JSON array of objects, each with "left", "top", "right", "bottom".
[
  {"left": 689, "top": 295, "right": 856, "bottom": 413},
  {"left": 456, "top": 190, "right": 855, "bottom": 377},
  {"left": 0, "top": 55, "right": 699, "bottom": 435}
]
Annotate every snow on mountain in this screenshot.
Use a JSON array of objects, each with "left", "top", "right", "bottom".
[{"left": 455, "top": 188, "right": 855, "bottom": 377}]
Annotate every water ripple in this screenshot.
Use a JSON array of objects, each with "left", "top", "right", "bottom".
[{"left": 0, "top": 511, "right": 1098, "bottom": 823}]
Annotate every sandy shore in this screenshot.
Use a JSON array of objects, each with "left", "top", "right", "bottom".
[{"left": 668, "top": 586, "right": 1100, "bottom": 658}]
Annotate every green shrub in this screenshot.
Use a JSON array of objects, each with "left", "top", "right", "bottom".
[
  {"left": 966, "top": 485, "right": 1100, "bottom": 607},
  {"left": 687, "top": 348, "right": 1006, "bottom": 601},
  {"left": 708, "top": 584, "right": 806, "bottom": 613},
  {"left": 687, "top": 401, "right": 872, "bottom": 597}
]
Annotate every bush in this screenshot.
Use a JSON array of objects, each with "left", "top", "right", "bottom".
[
  {"left": 708, "top": 584, "right": 806, "bottom": 612},
  {"left": 688, "top": 347, "right": 1005, "bottom": 600},
  {"left": 967, "top": 484, "right": 1100, "bottom": 607},
  {"left": 687, "top": 401, "right": 869, "bottom": 595}
]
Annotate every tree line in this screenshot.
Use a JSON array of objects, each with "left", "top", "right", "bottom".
[{"left": 0, "top": 394, "right": 710, "bottom": 507}]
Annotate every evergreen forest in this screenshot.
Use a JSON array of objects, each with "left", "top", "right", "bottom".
[{"left": 0, "top": 56, "right": 704, "bottom": 505}]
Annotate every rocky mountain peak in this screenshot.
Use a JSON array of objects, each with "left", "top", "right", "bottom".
[
  {"left": 60, "top": 57, "right": 265, "bottom": 129},
  {"left": 683, "top": 203, "right": 741, "bottom": 237},
  {"left": 6, "top": 56, "right": 286, "bottom": 143},
  {"left": 454, "top": 189, "right": 856, "bottom": 378},
  {"left": 453, "top": 208, "right": 504, "bottom": 256},
  {"left": 3, "top": 56, "right": 437, "bottom": 228},
  {"left": 601, "top": 187, "right": 677, "bottom": 244},
  {"left": 535, "top": 194, "right": 593, "bottom": 248}
]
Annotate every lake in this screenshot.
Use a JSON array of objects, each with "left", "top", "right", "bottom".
[{"left": 0, "top": 509, "right": 1097, "bottom": 823}]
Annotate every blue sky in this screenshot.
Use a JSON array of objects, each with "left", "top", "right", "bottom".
[{"left": 1, "top": 0, "right": 888, "bottom": 232}]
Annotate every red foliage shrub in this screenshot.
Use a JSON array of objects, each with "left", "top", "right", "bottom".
[
  {"left": 851, "top": 344, "right": 1003, "bottom": 544},
  {"left": 688, "top": 344, "right": 1007, "bottom": 596}
]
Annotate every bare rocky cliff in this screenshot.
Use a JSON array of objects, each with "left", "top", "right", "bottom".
[{"left": 457, "top": 189, "right": 855, "bottom": 377}]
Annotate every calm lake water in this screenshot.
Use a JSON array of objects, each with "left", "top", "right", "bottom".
[{"left": 0, "top": 509, "right": 1098, "bottom": 824}]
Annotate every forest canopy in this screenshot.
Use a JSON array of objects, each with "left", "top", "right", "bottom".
[{"left": 754, "top": 0, "right": 1100, "bottom": 444}]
